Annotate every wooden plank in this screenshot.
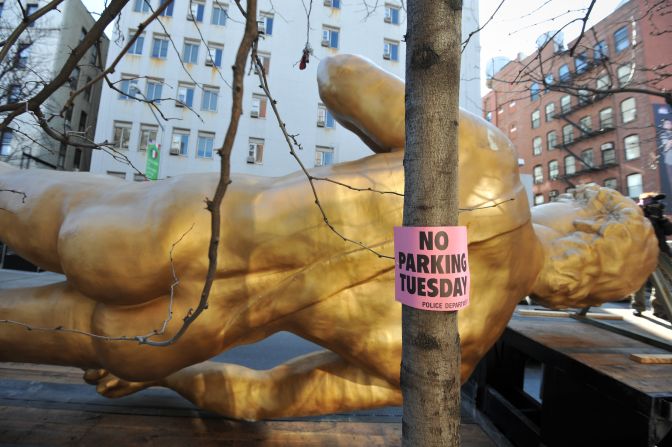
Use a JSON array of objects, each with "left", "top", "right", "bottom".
[
  {"left": 517, "top": 309, "right": 622, "bottom": 320},
  {"left": 629, "top": 353, "right": 672, "bottom": 364}
]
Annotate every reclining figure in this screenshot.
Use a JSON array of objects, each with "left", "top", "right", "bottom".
[{"left": 0, "top": 55, "right": 658, "bottom": 420}]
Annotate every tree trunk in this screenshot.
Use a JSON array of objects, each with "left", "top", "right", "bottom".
[{"left": 401, "top": 1, "right": 463, "bottom": 446}]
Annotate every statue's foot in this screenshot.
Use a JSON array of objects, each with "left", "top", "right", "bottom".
[{"left": 83, "top": 368, "right": 158, "bottom": 398}]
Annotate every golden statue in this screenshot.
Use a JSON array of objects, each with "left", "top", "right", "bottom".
[{"left": 0, "top": 55, "right": 658, "bottom": 420}]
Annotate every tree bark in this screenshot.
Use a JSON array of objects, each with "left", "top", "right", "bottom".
[{"left": 401, "top": 1, "right": 463, "bottom": 446}]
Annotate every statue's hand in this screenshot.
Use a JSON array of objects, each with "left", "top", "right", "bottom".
[{"left": 83, "top": 368, "right": 158, "bottom": 398}]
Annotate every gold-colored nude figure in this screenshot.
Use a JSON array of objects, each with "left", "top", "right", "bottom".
[{"left": 0, "top": 55, "right": 658, "bottom": 420}]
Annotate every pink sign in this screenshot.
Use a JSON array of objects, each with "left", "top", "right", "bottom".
[{"left": 394, "top": 226, "right": 470, "bottom": 311}]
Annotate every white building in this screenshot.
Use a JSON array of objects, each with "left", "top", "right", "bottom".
[
  {"left": 0, "top": 0, "right": 109, "bottom": 171},
  {"left": 91, "top": 0, "right": 481, "bottom": 179}
]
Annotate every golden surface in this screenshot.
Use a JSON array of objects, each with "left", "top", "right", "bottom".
[{"left": 0, "top": 55, "right": 658, "bottom": 420}]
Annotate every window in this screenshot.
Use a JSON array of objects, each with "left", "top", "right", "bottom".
[
  {"left": 212, "top": 5, "right": 228, "bottom": 25},
  {"left": 1, "top": 130, "right": 12, "bottom": 156},
  {"left": 509, "top": 101, "right": 516, "bottom": 108},
  {"left": 325, "top": 0, "right": 340, "bottom": 8},
  {"left": 601, "top": 143, "right": 615, "bottom": 165},
  {"left": 604, "top": 178, "right": 618, "bottom": 190},
  {"left": 248, "top": 138, "right": 264, "bottom": 164},
  {"left": 138, "top": 124, "right": 158, "bottom": 151},
  {"left": 549, "top": 190, "right": 559, "bottom": 202},
  {"left": 0, "top": 3, "right": 4, "bottom": 18},
  {"left": 560, "top": 95, "right": 571, "bottom": 113},
  {"left": 578, "top": 89, "right": 591, "bottom": 106},
  {"left": 599, "top": 107, "right": 613, "bottom": 129},
  {"left": 485, "top": 111, "right": 492, "bottom": 122},
  {"left": 16, "top": 44, "right": 30, "bottom": 68},
  {"left": 534, "top": 194, "right": 545, "bottom": 205},
  {"left": 562, "top": 125, "right": 573, "bottom": 145},
  {"left": 201, "top": 87, "right": 219, "bottom": 112},
  {"left": 26, "top": 4, "right": 37, "bottom": 26},
  {"left": 384, "top": 40, "right": 399, "bottom": 61},
  {"left": 176, "top": 83, "right": 195, "bottom": 107},
  {"left": 596, "top": 74, "right": 610, "bottom": 98},
  {"left": 315, "top": 146, "right": 334, "bottom": 167},
  {"left": 251, "top": 94, "right": 267, "bottom": 118},
  {"left": 547, "top": 131, "right": 557, "bottom": 151},
  {"left": 593, "top": 40, "right": 608, "bottom": 61},
  {"left": 545, "top": 102, "right": 555, "bottom": 121},
  {"left": 531, "top": 110, "right": 540, "bottom": 129},
  {"left": 197, "top": 132, "right": 215, "bottom": 158},
  {"left": 188, "top": 1, "right": 205, "bottom": 22},
  {"left": 559, "top": 64, "right": 570, "bottom": 82},
  {"left": 159, "top": 0, "right": 173, "bottom": 16},
  {"left": 533, "top": 137, "right": 542, "bottom": 155},
  {"left": 80, "top": 27, "right": 87, "bottom": 43},
  {"left": 549, "top": 160, "right": 559, "bottom": 180},
  {"left": 90, "top": 44, "right": 98, "bottom": 64},
  {"left": 624, "top": 134, "right": 640, "bottom": 160},
  {"left": 170, "top": 129, "right": 190, "bottom": 156},
  {"left": 544, "top": 73, "right": 554, "bottom": 91},
  {"left": 145, "top": 79, "right": 163, "bottom": 102},
  {"left": 183, "top": 40, "right": 199, "bottom": 64},
  {"left": 107, "top": 171, "right": 126, "bottom": 179},
  {"left": 385, "top": 4, "right": 400, "bottom": 24},
  {"left": 7, "top": 84, "right": 20, "bottom": 103},
  {"left": 575, "top": 52, "right": 588, "bottom": 74},
  {"left": 112, "top": 121, "right": 132, "bottom": 150},
  {"left": 151, "top": 36, "right": 169, "bottom": 59},
  {"left": 620, "top": 97, "right": 636, "bottom": 123},
  {"left": 84, "top": 77, "right": 92, "bottom": 101},
  {"left": 564, "top": 155, "right": 576, "bottom": 175},
  {"left": 317, "top": 104, "right": 335, "bottom": 128},
  {"left": 118, "top": 76, "right": 139, "bottom": 100},
  {"left": 128, "top": 31, "right": 145, "bottom": 55},
  {"left": 206, "top": 44, "right": 223, "bottom": 67},
  {"left": 533, "top": 165, "right": 543, "bottom": 184},
  {"left": 530, "top": 83, "right": 540, "bottom": 101},
  {"left": 627, "top": 173, "right": 643, "bottom": 198},
  {"left": 509, "top": 123, "right": 517, "bottom": 135},
  {"left": 617, "top": 64, "right": 632, "bottom": 86},
  {"left": 260, "top": 13, "right": 274, "bottom": 35},
  {"left": 581, "top": 149, "right": 593, "bottom": 167},
  {"left": 579, "top": 115, "right": 592, "bottom": 133},
  {"left": 133, "top": 0, "right": 150, "bottom": 12},
  {"left": 322, "top": 26, "right": 339, "bottom": 49},
  {"left": 78, "top": 111, "right": 88, "bottom": 133},
  {"left": 614, "top": 26, "right": 629, "bottom": 53},
  {"left": 255, "top": 52, "right": 271, "bottom": 75}
]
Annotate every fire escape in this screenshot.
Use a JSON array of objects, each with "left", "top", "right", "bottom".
[{"left": 552, "top": 53, "right": 616, "bottom": 190}]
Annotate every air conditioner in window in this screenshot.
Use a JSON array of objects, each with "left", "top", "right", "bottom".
[
  {"left": 324, "top": 0, "right": 332, "bottom": 6},
  {"left": 384, "top": 15, "right": 392, "bottom": 23},
  {"left": 321, "top": 39, "right": 330, "bottom": 47},
  {"left": 258, "top": 23, "right": 266, "bottom": 35},
  {"left": 251, "top": 109, "right": 259, "bottom": 118},
  {"left": 205, "top": 58, "right": 214, "bottom": 67},
  {"left": 317, "top": 118, "right": 326, "bottom": 127},
  {"left": 175, "top": 101, "right": 184, "bottom": 108},
  {"left": 246, "top": 155, "right": 256, "bottom": 163},
  {"left": 383, "top": 51, "right": 391, "bottom": 60},
  {"left": 170, "top": 146, "right": 181, "bottom": 155}
]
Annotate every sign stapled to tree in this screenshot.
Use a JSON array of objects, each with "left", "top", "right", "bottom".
[{"left": 394, "top": 227, "right": 470, "bottom": 311}]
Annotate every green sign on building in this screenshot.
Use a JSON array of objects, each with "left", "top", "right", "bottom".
[{"left": 145, "top": 143, "right": 160, "bottom": 180}]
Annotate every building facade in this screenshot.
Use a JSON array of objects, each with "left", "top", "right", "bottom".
[
  {"left": 91, "top": 0, "right": 481, "bottom": 180},
  {"left": 0, "top": 0, "right": 109, "bottom": 171},
  {"left": 482, "top": 0, "right": 672, "bottom": 206}
]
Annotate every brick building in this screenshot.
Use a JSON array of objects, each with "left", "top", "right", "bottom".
[{"left": 482, "top": 0, "right": 672, "bottom": 207}]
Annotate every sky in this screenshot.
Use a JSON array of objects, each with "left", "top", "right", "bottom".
[
  {"left": 82, "top": 0, "right": 622, "bottom": 93},
  {"left": 478, "top": 0, "right": 621, "bottom": 91}
]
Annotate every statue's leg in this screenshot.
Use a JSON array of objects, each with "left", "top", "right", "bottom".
[
  {"left": 0, "top": 281, "right": 223, "bottom": 380},
  {"left": 0, "top": 282, "right": 99, "bottom": 368},
  {"left": 90, "top": 350, "right": 402, "bottom": 420}
]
